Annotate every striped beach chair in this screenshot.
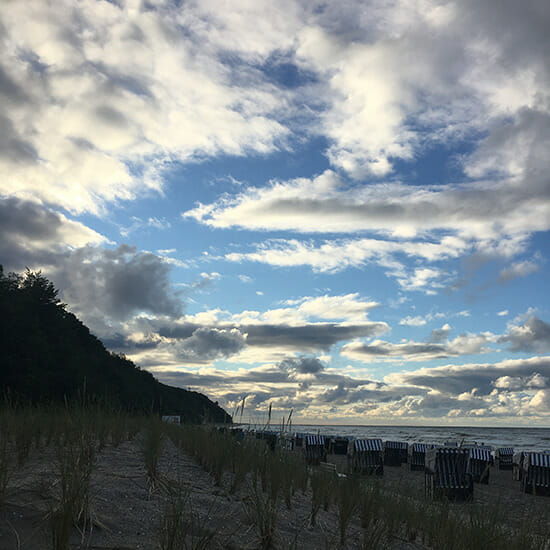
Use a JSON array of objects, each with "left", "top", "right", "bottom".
[
  {"left": 468, "top": 447, "right": 492, "bottom": 484},
  {"left": 384, "top": 440, "right": 408, "bottom": 466},
  {"left": 521, "top": 452, "right": 550, "bottom": 495},
  {"left": 425, "top": 447, "right": 473, "bottom": 501},
  {"left": 304, "top": 434, "right": 327, "bottom": 465},
  {"left": 349, "top": 438, "right": 384, "bottom": 476},
  {"left": 409, "top": 443, "right": 428, "bottom": 471},
  {"left": 496, "top": 447, "right": 514, "bottom": 470}
]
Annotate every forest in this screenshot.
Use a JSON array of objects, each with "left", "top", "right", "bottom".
[{"left": 0, "top": 266, "right": 230, "bottom": 423}]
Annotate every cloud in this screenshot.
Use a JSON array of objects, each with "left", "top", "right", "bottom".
[
  {"left": 50, "top": 244, "right": 184, "bottom": 325},
  {"left": 173, "top": 327, "right": 246, "bottom": 364},
  {"left": 499, "top": 315, "right": 550, "bottom": 353},
  {"left": 498, "top": 260, "right": 539, "bottom": 283},
  {"left": 241, "top": 322, "right": 388, "bottom": 352},
  {"left": 223, "top": 234, "right": 466, "bottom": 293},
  {"left": 282, "top": 293, "right": 379, "bottom": 321},
  {"left": 0, "top": 0, "right": 292, "bottom": 214},
  {"left": 279, "top": 356, "right": 325, "bottom": 374},
  {"left": 106, "top": 294, "right": 389, "bottom": 365},
  {"left": 0, "top": 197, "right": 107, "bottom": 271},
  {"left": 399, "top": 316, "right": 427, "bottom": 327},
  {"left": 387, "top": 356, "right": 550, "bottom": 398},
  {"left": 342, "top": 331, "right": 493, "bottom": 363},
  {"left": 2, "top": 0, "right": 549, "bottom": 222},
  {"left": 120, "top": 216, "right": 171, "bottom": 237},
  {"left": 429, "top": 324, "right": 452, "bottom": 343}
]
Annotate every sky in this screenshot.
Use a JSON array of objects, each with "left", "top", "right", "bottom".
[{"left": 1, "top": 0, "right": 550, "bottom": 426}]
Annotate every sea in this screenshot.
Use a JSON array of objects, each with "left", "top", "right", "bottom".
[{"left": 253, "top": 424, "right": 550, "bottom": 453}]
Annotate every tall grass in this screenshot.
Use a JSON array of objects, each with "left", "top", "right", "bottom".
[
  {"left": 335, "top": 476, "right": 360, "bottom": 545},
  {"left": 159, "top": 483, "right": 218, "bottom": 550},
  {"left": 143, "top": 417, "right": 164, "bottom": 491},
  {"left": 51, "top": 433, "right": 96, "bottom": 550},
  {"left": 244, "top": 481, "right": 279, "bottom": 550}
]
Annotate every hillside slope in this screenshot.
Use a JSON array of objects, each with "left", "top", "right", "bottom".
[{"left": 0, "top": 267, "right": 231, "bottom": 423}]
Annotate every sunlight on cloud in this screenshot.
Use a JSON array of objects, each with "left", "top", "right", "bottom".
[{"left": 0, "top": 0, "right": 290, "bottom": 214}]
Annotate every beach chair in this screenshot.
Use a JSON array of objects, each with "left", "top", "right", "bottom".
[
  {"left": 496, "top": 447, "right": 514, "bottom": 470},
  {"left": 425, "top": 447, "right": 473, "bottom": 501},
  {"left": 332, "top": 437, "right": 349, "bottom": 456},
  {"left": 278, "top": 433, "right": 294, "bottom": 451},
  {"left": 467, "top": 447, "right": 492, "bottom": 484},
  {"left": 521, "top": 452, "right": 550, "bottom": 495},
  {"left": 304, "top": 434, "right": 327, "bottom": 465},
  {"left": 384, "top": 440, "right": 408, "bottom": 466},
  {"left": 408, "top": 443, "right": 428, "bottom": 471},
  {"left": 349, "top": 438, "right": 384, "bottom": 476}
]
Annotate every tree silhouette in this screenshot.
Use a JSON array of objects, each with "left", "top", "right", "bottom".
[{"left": 0, "top": 266, "right": 230, "bottom": 422}]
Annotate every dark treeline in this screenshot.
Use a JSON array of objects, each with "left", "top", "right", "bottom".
[{"left": 0, "top": 266, "right": 230, "bottom": 423}]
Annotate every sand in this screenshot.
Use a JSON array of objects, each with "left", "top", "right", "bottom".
[{"left": 0, "top": 435, "right": 548, "bottom": 549}]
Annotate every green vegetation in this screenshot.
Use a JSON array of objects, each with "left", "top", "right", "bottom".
[{"left": 0, "top": 266, "right": 230, "bottom": 423}]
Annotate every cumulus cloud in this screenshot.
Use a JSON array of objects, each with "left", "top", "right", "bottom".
[
  {"left": 429, "top": 324, "right": 452, "bottom": 343},
  {"left": 50, "top": 245, "right": 184, "bottom": 325},
  {"left": 173, "top": 327, "right": 246, "bottom": 364},
  {"left": 499, "top": 315, "right": 550, "bottom": 353},
  {"left": 279, "top": 356, "right": 325, "bottom": 375}
]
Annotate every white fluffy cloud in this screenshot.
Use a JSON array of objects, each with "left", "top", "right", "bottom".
[{"left": 0, "top": 0, "right": 291, "bottom": 214}]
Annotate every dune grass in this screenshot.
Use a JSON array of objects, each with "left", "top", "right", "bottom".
[{"left": 1, "top": 404, "right": 549, "bottom": 550}]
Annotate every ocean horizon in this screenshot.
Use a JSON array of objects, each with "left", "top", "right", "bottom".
[{"left": 241, "top": 423, "right": 550, "bottom": 453}]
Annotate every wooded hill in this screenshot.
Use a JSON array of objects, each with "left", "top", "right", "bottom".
[{"left": 0, "top": 266, "right": 231, "bottom": 423}]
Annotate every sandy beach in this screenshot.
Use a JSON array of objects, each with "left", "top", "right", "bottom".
[{"left": 1, "top": 429, "right": 549, "bottom": 550}]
